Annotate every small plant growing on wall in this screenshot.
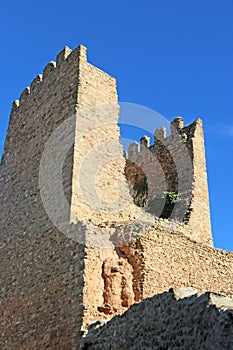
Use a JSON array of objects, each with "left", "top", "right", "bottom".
[{"left": 146, "top": 191, "right": 179, "bottom": 219}]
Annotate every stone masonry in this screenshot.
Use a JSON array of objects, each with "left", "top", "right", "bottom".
[
  {"left": 81, "top": 288, "right": 233, "bottom": 350},
  {"left": 0, "top": 45, "right": 232, "bottom": 349},
  {"left": 126, "top": 117, "right": 212, "bottom": 246}
]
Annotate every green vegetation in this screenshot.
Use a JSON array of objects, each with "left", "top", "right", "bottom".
[{"left": 146, "top": 191, "right": 179, "bottom": 219}]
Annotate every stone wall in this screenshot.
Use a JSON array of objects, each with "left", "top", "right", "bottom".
[
  {"left": 79, "top": 220, "right": 233, "bottom": 327},
  {"left": 0, "top": 227, "right": 85, "bottom": 349},
  {"left": 126, "top": 117, "right": 213, "bottom": 246},
  {"left": 70, "top": 52, "right": 141, "bottom": 227},
  {"left": 0, "top": 43, "right": 142, "bottom": 348},
  {"left": 0, "top": 45, "right": 94, "bottom": 349},
  {"left": 138, "top": 224, "right": 233, "bottom": 299},
  {"left": 0, "top": 44, "right": 232, "bottom": 349},
  {"left": 0, "top": 44, "right": 144, "bottom": 349},
  {"left": 0, "top": 45, "right": 82, "bottom": 247},
  {"left": 81, "top": 288, "right": 233, "bottom": 350}
]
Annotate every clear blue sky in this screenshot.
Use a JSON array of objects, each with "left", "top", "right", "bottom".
[{"left": 1, "top": 0, "right": 233, "bottom": 251}]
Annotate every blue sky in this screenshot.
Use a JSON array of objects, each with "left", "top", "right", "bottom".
[{"left": 1, "top": 0, "right": 233, "bottom": 251}]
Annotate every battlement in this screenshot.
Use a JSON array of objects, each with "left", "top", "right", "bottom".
[
  {"left": 128, "top": 117, "right": 202, "bottom": 156},
  {"left": 10, "top": 45, "right": 87, "bottom": 113},
  {"left": 125, "top": 116, "right": 212, "bottom": 246},
  {"left": 1, "top": 43, "right": 117, "bottom": 170}
]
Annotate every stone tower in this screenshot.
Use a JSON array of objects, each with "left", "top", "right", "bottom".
[{"left": 0, "top": 45, "right": 232, "bottom": 349}]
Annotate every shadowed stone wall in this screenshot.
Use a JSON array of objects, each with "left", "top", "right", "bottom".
[
  {"left": 81, "top": 288, "right": 233, "bottom": 350},
  {"left": 0, "top": 45, "right": 88, "bottom": 349}
]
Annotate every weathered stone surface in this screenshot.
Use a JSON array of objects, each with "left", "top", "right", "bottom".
[
  {"left": 81, "top": 288, "right": 233, "bottom": 350},
  {"left": 0, "top": 45, "right": 94, "bottom": 349},
  {"left": 0, "top": 44, "right": 232, "bottom": 349},
  {"left": 82, "top": 222, "right": 233, "bottom": 327},
  {"left": 126, "top": 117, "right": 212, "bottom": 246}
]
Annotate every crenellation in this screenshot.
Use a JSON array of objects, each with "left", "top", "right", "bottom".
[
  {"left": 140, "top": 135, "right": 150, "bottom": 148},
  {"left": 11, "top": 99, "right": 19, "bottom": 111},
  {"left": 9, "top": 45, "right": 88, "bottom": 115},
  {"left": 77, "top": 44, "right": 87, "bottom": 61},
  {"left": 56, "top": 45, "right": 72, "bottom": 66},
  {"left": 30, "top": 74, "right": 43, "bottom": 93},
  {"left": 42, "top": 60, "right": 56, "bottom": 79},
  {"left": 127, "top": 118, "right": 204, "bottom": 157},
  {"left": 125, "top": 116, "right": 212, "bottom": 245},
  {"left": 154, "top": 126, "right": 166, "bottom": 142},
  {"left": 181, "top": 118, "right": 203, "bottom": 141},
  {"left": 192, "top": 117, "right": 204, "bottom": 137},
  {"left": 67, "top": 44, "right": 87, "bottom": 65},
  {"left": 128, "top": 141, "right": 139, "bottom": 160},
  {"left": 19, "top": 86, "right": 30, "bottom": 104},
  {"left": 170, "top": 116, "right": 184, "bottom": 133}
]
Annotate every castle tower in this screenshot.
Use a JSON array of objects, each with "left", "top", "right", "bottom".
[
  {"left": 1, "top": 45, "right": 232, "bottom": 350},
  {"left": 0, "top": 44, "right": 122, "bottom": 348},
  {"left": 126, "top": 116, "right": 213, "bottom": 246},
  {"left": 0, "top": 44, "right": 141, "bottom": 348}
]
